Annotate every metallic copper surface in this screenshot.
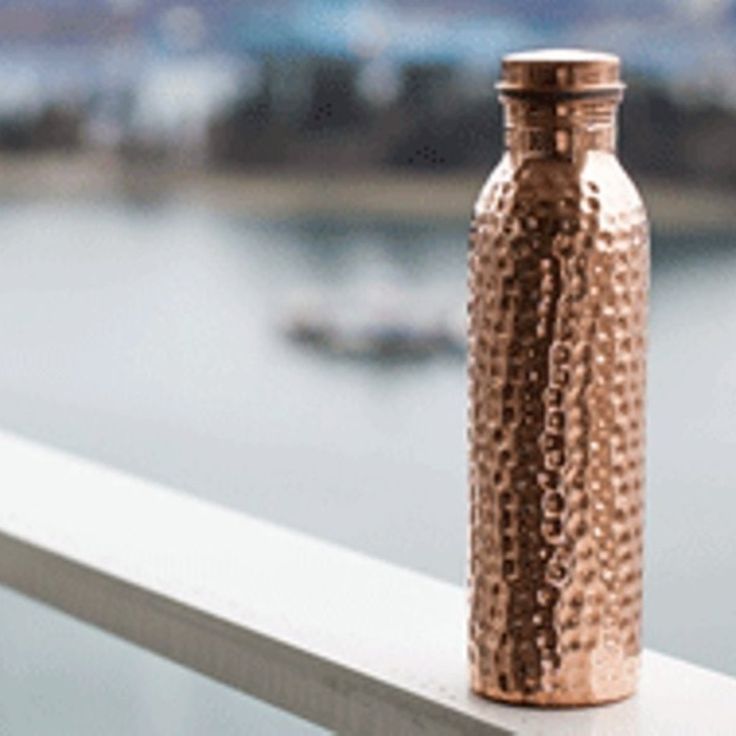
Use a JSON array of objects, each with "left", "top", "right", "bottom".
[
  {"left": 468, "top": 50, "right": 648, "bottom": 706},
  {"left": 498, "top": 49, "right": 624, "bottom": 98}
]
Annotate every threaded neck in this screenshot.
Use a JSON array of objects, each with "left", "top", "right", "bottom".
[{"left": 502, "top": 96, "right": 619, "bottom": 159}]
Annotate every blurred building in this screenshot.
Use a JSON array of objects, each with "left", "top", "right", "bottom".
[{"left": 0, "top": 1, "right": 731, "bottom": 184}]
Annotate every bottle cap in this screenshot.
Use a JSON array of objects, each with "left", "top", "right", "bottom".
[{"left": 497, "top": 49, "right": 624, "bottom": 99}]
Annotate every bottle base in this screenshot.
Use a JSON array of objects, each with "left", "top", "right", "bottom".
[{"left": 470, "top": 677, "right": 637, "bottom": 708}]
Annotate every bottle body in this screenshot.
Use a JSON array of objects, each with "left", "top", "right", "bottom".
[{"left": 468, "top": 61, "right": 649, "bottom": 706}]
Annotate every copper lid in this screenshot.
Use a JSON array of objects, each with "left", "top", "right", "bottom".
[{"left": 497, "top": 49, "right": 624, "bottom": 99}]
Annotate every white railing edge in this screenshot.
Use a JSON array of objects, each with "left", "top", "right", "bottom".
[{"left": 0, "top": 430, "right": 734, "bottom": 736}]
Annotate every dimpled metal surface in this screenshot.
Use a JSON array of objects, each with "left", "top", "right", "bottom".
[{"left": 468, "top": 52, "right": 648, "bottom": 707}]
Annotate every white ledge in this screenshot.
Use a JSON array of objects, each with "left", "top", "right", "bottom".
[{"left": 0, "top": 430, "right": 734, "bottom": 735}]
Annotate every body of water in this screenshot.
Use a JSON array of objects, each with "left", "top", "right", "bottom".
[{"left": 0, "top": 200, "right": 734, "bottom": 734}]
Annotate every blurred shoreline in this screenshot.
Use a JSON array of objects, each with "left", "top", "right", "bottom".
[{"left": 0, "top": 152, "right": 733, "bottom": 232}]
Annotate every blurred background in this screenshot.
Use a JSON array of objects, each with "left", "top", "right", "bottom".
[{"left": 0, "top": 1, "right": 734, "bottom": 734}]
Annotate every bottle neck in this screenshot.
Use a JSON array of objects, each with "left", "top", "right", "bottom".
[{"left": 502, "top": 95, "right": 619, "bottom": 162}]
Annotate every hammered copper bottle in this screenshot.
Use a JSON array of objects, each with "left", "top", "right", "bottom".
[{"left": 468, "top": 50, "right": 648, "bottom": 706}]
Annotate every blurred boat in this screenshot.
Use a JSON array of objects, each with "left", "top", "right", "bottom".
[{"left": 283, "top": 301, "right": 465, "bottom": 362}]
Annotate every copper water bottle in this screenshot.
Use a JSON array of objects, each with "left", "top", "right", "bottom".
[{"left": 468, "top": 50, "right": 648, "bottom": 706}]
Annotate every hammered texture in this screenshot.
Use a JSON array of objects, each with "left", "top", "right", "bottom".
[{"left": 468, "top": 149, "right": 649, "bottom": 705}]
